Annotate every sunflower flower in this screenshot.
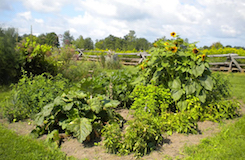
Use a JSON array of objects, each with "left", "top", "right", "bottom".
[
  {"left": 170, "top": 46, "right": 178, "bottom": 53},
  {"left": 153, "top": 43, "right": 157, "bottom": 47},
  {"left": 201, "top": 54, "right": 206, "bottom": 61},
  {"left": 164, "top": 42, "right": 169, "bottom": 46},
  {"left": 171, "top": 32, "right": 176, "bottom": 37},
  {"left": 192, "top": 48, "right": 199, "bottom": 54}
]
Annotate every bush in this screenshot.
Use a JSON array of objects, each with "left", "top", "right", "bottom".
[
  {"left": 0, "top": 27, "right": 21, "bottom": 85},
  {"left": 2, "top": 72, "right": 69, "bottom": 121},
  {"left": 16, "top": 37, "right": 57, "bottom": 76},
  {"left": 102, "top": 112, "right": 164, "bottom": 157},
  {"left": 31, "top": 91, "right": 123, "bottom": 144}
]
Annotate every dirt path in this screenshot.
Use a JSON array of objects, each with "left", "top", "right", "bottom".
[{"left": 1, "top": 104, "right": 244, "bottom": 160}]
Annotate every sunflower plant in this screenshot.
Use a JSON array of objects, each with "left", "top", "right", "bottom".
[{"left": 139, "top": 32, "right": 214, "bottom": 111}]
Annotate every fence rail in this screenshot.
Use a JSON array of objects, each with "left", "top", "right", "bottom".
[{"left": 76, "top": 49, "right": 245, "bottom": 72}]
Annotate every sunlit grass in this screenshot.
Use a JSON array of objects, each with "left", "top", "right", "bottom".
[{"left": 0, "top": 124, "right": 76, "bottom": 160}]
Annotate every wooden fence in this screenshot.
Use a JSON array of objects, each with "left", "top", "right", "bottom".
[{"left": 76, "top": 49, "right": 245, "bottom": 72}]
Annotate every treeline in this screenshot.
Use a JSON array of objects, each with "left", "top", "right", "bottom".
[{"left": 67, "top": 30, "right": 152, "bottom": 51}]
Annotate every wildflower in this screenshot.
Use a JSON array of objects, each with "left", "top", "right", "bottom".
[
  {"left": 164, "top": 42, "right": 169, "bottom": 45},
  {"left": 170, "top": 46, "right": 178, "bottom": 53},
  {"left": 193, "top": 48, "right": 199, "bottom": 54},
  {"left": 201, "top": 54, "right": 206, "bottom": 61},
  {"left": 171, "top": 32, "right": 176, "bottom": 37}
]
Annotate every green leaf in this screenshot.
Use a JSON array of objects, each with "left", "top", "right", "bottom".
[
  {"left": 171, "top": 78, "right": 181, "bottom": 89},
  {"left": 103, "top": 99, "right": 120, "bottom": 108},
  {"left": 42, "top": 103, "right": 54, "bottom": 117},
  {"left": 199, "top": 75, "right": 213, "bottom": 91},
  {"left": 197, "top": 89, "right": 206, "bottom": 103},
  {"left": 177, "top": 101, "right": 187, "bottom": 111},
  {"left": 185, "top": 83, "right": 196, "bottom": 95},
  {"left": 66, "top": 118, "right": 92, "bottom": 143},
  {"left": 171, "top": 89, "right": 183, "bottom": 101},
  {"left": 89, "top": 98, "right": 103, "bottom": 114},
  {"left": 192, "top": 63, "right": 205, "bottom": 77},
  {"left": 63, "top": 102, "right": 74, "bottom": 111}
]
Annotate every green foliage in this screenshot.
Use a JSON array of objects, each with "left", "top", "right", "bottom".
[
  {"left": 0, "top": 27, "right": 21, "bottom": 84},
  {"left": 139, "top": 33, "right": 224, "bottom": 110},
  {"left": 0, "top": 124, "right": 76, "bottom": 160},
  {"left": 130, "top": 84, "right": 173, "bottom": 115},
  {"left": 17, "top": 37, "right": 57, "bottom": 75},
  {"left": 2, "top": 72, "right": 68, "bottom": 121},
  {"left": 184, "top": 115, "right": 245, "bottom": 160},
  {"left": 79, "top": 70, "right": 137, "bottom": 108},
  {"left": 101, "top": 123, "right": 123, "bottom": 154},
  {"left": 31, "top": 91, "right": 123, "bottom": 143},
  {"left": 102, "top": 112, "right": 163, "bottom": 157}
]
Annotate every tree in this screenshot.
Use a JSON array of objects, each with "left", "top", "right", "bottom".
[
  {"left": 124, "top": 30, "right": 136, "bottom": 50},
  {"left": 46, "top": 32, "right": 59, "bottom": 47},
  {"left": 211, "top": 42, "right": 223, "bottom": 49},
  {"left": 135, "top": 38, "right": 151, "bottom": 51},
  {"left": 83, "top": 37, "right": 94, "bottom": 50},
  {"left": 95, "top": 39, "right": 105, "bottom": 50},
  {"left": 0, "top": 27, "right": 21, "bottom": 84},
  {"left": 73, "top": 35, "right": 84, "bottom": 49},
  {"left": 63, "top": 30, "right": 74, "bottom": 46}
]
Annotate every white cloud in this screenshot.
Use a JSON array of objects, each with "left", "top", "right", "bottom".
[
  {"left": 20, "top": 0, "right": 67, "bottom": 12},
  {"left": 17, "top": 11, "right": 32, "bottom": 20},
  {"left": 34, "top": 18, "right": 44, "bottom": 24},
  {"left": 2, "top": 0, "right": 245, "bottom": 47}
]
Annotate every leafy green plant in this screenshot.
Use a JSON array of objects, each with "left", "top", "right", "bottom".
[
  {"left": 101, "top": 123, "right": 123, "bottom": 154},
  {"left": 31, "top": 91, "right": 123, "bottom": 143},
  {"left": 121, "top": 112, "right": 164, "bottom": 157},
  {"left": 139, "top": 32, "right": 215, "bottom": 110},
  {"left": 102, "top": 112, "right": 164, "bottom": 157},
  {"left": 2, "top": 72, "right": 68, "bottom": 121},
  {"left": 79, "top": 70, "right": 137, "bottom": 108},
  {"left": 16, "top": 37, "right": 57, "bottom": 76},
  {"left": 130, "top": 84, "right": 173, "bottom": 115}
]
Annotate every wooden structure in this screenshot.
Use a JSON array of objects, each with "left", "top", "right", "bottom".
[
  {"left": 76, "top": 49, "right": 245, "bottom": 72},
  {"left": 208, "top": 53, "right": 245, "bottom": 72}
]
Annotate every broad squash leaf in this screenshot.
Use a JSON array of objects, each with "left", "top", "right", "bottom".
[{"left": 66, "top": 118, "right": 92, "bottom": 143}]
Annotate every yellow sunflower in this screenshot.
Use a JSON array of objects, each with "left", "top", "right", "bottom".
[
  {"left": 201, "top": 54, "right": 206, "bottom": 61},
  {"left": 170, "top": 46, "right": 178, "bottom": 53},
  {"left": 192, "top": 48, "right": 199, "bottom": 54},
  {"left": 164, "top": 42, "right": 169, "bottom": 46},
  {"left": 170, "top": 32, "right": 176, "bottom": 37},
  {"left": 153, "top": 43, "right": 157, "bottom": 47}
]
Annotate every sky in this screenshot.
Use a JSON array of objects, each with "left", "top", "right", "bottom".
[{"left": 1, "top": 0, "right": 245, "bottom": 47}]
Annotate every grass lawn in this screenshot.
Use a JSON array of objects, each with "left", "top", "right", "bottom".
[
  {"left": 0, "top": 124, "right": 76, "bottom": 160},
  {"left": 183, "top": 71, "right": 245, "bottom": 160},
  {"left": 183, "top": 115, "right": 245, "bottom": 160}
]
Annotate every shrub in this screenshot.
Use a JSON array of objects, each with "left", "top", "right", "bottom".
[
  {"left": 0, "top": 27, "right": 21, "bottom": 84},
  {"left": 16, "top": 37, "right": 57, "bottom": 76},
  {"left": 102, "top": 112, "right": 164, "bottom": 157},
  {"left": 31, "top": 91, "right": 123, "bottom": 144},
  {"left": 2, "top": 72, "right": 68, "bottom": 121}
]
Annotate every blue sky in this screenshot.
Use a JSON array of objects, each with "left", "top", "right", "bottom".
[{"left": 1, "top": 0, "right": 245, "bottom": 47}]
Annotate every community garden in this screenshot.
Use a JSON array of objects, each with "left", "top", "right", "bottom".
[{"left": 0, "top": 31, "right": 245, "bottom": 160}]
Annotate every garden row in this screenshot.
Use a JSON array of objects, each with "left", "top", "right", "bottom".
[{"left": 0, "top": 33, "right": 242, "bottom": 158}]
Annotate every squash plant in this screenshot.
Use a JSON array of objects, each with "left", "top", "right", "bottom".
[
  {"left": 31, "top": 90, "right": 123, "bottom": 143},
  {"left": 139, "top": 33, "right": 214, "bottom": 110}
]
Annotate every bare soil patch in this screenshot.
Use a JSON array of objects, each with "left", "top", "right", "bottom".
[{"left": 1, "top": 104, "right": 244, "bottom": 160}]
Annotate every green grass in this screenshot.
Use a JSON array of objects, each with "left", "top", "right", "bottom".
[
  {"left": 0, "top": 124, "right": 76, "bottom": 160},
  {"left": 183, "top": 115, "right": 245, "bottom": 160},
  {"left": 226, "top": 72, "right": 245, "bottom": 103}
]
